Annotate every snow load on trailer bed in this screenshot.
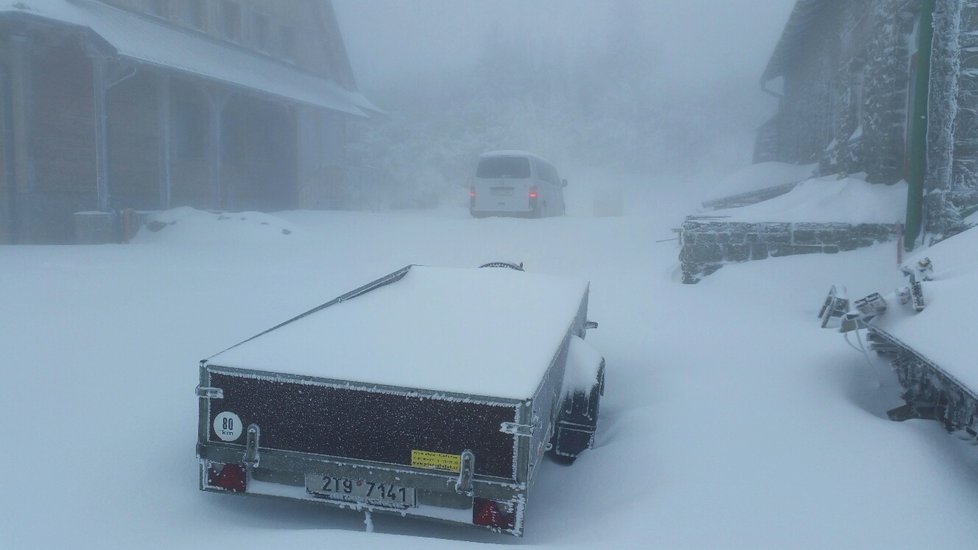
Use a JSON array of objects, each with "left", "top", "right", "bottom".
[{"left": 207, "top": 265, "right": 590, "bottom": 400}]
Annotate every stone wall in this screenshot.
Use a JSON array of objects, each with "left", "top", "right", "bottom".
[
  {"left": 954, "top": 2, "right": 978, "bottom": 191},
  {"left": 858, "top": 0, "right": 916, "bottom": 184},
  {"left": 679, "top": 217, "right": 899, "bottom": 283},
  {"left": 758, "top": 0, "right": 978, "bottom": 238},
  {"left": 924, "top": 0, "right": 978, "bottom": 239}
]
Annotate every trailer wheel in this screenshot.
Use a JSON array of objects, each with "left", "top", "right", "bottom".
[{"left": 549, "top": 365, "right": 604, "bottom": 463}]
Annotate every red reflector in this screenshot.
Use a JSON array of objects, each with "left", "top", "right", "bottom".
[
  {"left": 207, "top": 463, "right": 247, "bottom": 492},
  {"left": 472, "top": 497, "right": 516, "bottom": 531}
]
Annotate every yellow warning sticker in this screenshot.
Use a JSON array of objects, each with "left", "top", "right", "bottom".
[{"left": 411, "top": 450, "right": 461, "bottom": 472}]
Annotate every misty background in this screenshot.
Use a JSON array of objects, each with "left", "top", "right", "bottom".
[{"left": 332, "top": 0, "right": 797, "bottom": 210}]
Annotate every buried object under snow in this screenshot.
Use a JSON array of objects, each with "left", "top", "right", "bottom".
[
  {"left": 195, "top": 263, "right": 605, "bottom": 537},
  {"left": 822, "top": 254, "right": 978, "bottom": 442}
]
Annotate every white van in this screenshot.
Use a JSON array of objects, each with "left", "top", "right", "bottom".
[{"left": 469, "top": 151, "right": 567, "bottom": 218}]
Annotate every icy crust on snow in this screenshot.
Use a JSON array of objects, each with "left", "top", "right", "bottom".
[
  {"left": 871, "top": 227, "right": 978, "bottom": 391},
  {"left": 209, "top": 266, "right": 588, "bottom": 400},
  {"left": 702, "top": 161, "right": 816, "bottom": 201},
  {"left": 710, "top": 174, "right": 907, "bottom": 223}
]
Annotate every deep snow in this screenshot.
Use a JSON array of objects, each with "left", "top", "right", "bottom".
[{"left": 3, "top": 184, "right": 978, "bottom": 549}]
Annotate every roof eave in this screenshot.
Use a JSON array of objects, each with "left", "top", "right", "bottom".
[{"left": 761, "top": 0, "right": 830, "bottom": 82}]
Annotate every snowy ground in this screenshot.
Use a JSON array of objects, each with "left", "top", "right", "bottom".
[{"left": 3, "top": 184, "right": 978, "bottom": 549}]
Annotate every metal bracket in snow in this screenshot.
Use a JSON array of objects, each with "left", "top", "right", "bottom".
[
  {"left": 195, "top": 386, "right": 224, "bottom": 399},
  {"left": 455, "top": 450, "right": 475, "bottom": 496},
  {"left": 818, "top": 285, "right": 849, "bottom": 329},
  {"left": 243, "top": 424, "right": 261, "bottom": 468},
  {"left": 500, "top": 422, "right": 534, "bottom": 437}
]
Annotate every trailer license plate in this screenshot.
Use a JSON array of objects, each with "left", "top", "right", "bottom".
[{"left": 306, "top": 474, "right": 416, "bottom": 507}]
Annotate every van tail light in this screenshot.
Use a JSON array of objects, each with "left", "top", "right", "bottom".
[
  {"left": 469, "top": 186, "right": 476, "bottom": 198},
  {"left": 206, "top": 462, "right": 247, "bottom": 492},
  {"left": 472, "top": 497, "right": 517, "bottom": 531},
  {"left": 528, "top": 186, "right": 538, "bottom": 199}
]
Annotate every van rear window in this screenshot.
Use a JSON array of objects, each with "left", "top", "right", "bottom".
[{"left": 476, "top": 157, "right": 531, "bottom": 179}]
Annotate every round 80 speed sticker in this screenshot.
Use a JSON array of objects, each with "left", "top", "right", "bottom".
[{"left": 213, "top": 411, "right": 243, "bottom": 441}]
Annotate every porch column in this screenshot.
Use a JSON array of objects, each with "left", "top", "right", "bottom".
[
  {"left": 0, "top": 65, "right": 14, "bottom": 243},
  {"left": 282, "top": 102, "right": 299, "bottom": 208},
  {"left": 206, "top": 88, "right": 228, "bottom": 210},
  {"left": 10, "top": 33, "right": 34, "bottom": 241},
  {"left": 91, "top": 53, "right": 110, "bottom": 211},
  {"left": 157, "top": 73, "right": 172, "bottom": 209}
]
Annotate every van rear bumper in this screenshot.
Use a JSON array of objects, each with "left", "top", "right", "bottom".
[{"left": 470, "top": 208, "right": 536, "bottom": 218}]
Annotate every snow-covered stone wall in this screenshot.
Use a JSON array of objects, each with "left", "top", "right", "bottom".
[
  {"left": 925, "top": 0, "right": 978, "bottom": 238},
  {"left": 955, "top": 2, "right": 978, "bottom": 190},
  {"left": 679, "top": 218, "right": 898, "bottom": 283},
  {"left": 858, "top": 1, "right": 916, "bottom": 184}
]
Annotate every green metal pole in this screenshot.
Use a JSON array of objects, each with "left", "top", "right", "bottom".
[{"left": 904, "top": 0, "right": 936, "bottom": 251}]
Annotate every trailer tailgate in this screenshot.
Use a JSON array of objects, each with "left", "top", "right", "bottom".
[{"left": 204, "top": 367, "right": 522, "bottom": 480}]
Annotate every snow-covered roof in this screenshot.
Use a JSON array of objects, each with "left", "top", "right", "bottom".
[
  {"left": 762, "top": 0, "right": 830, "bottom": 81},
  {"left": 208, "top": 265, "right": 590, "bottom": 400},
  {"left": 0, "top": 0, "right": 380, "bottom": 116}
]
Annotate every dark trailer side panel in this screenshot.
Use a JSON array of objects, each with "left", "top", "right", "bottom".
[{"left": 205, "top": 369, "right": 521, "bottom": 479}]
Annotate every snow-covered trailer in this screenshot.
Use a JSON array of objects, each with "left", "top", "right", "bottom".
[{"left": 195, "top": 264, "right": 604, "bottom": 536}]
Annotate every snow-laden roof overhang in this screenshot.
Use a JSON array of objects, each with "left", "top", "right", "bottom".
[
  {"left": 761, "top": 0, "right": 831, "bottom": 82},
  {"left": 0, "top": 0, "right": 381, "bottom": 117}
]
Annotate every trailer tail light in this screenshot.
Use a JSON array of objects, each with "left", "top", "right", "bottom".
[
  {"left": 206, "top": 462, "right": 247, "bottom": 492},
  {"left": 472, "top": 497, "right": 516, "bottom": 531},
  {"left": 528, "top": 186, "right": 538, "bottom": 199}
]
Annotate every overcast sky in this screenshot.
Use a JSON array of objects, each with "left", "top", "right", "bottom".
[{"left": 332, "top": 0, "right": 798, "bottom": 90}]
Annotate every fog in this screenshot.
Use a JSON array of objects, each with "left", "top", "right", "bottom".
[{"left": 332, "top": 0, "right": 797, "bottom": 210}]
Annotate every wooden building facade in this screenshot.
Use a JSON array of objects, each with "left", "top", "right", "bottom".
[{"left": 0, "top": 0, "right": 376, "bottom": 243}]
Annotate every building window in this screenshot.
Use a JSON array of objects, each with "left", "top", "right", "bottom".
[
  {"left": 252, "top": 13, "right": 270, "bottom": 52},
  {"left": 220, "top": 0, "right": 242, "bottom": 41}
]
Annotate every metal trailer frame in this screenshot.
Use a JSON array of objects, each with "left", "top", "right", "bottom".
[{"left": 195, "top": 264, "right": 593, "bottom": 536}]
